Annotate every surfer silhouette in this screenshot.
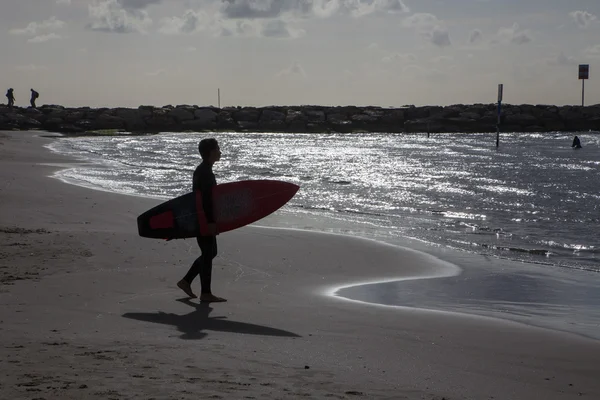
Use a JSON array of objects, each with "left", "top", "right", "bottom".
[
  {"left": 177, "top": 138, "right": 226, "bottom": 303},
  {"left": 572, "top": 136, "right": 582, "bottom": 149}
]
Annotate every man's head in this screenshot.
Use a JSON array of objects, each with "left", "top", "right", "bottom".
[{"left": 198, "top": 138, "right": 221, "bottom": 163}]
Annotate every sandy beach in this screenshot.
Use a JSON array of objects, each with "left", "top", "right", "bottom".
[{"left": 1, "top": 130, "right": 600, "bottom": 400}]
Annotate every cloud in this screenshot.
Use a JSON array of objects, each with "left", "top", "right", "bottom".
[
  {"left": 381, "top": 52, "right": 417, "bottom": 64},
  {"left": 159, "top": 9, "right": 209, "bottom": 34},
  {"left": 87, "top": 0, "right": 153, "bottom": 33},
  {"left": 494, "top": 22, "right": 532, "bottom": 45},
  {"left": 584, "top": 44, "right": 600, "bottom": 59},
  {"left": 276, "top": 62, "right": 307, "bottom": 79},
  {"left": 218, "top": 0, "right": 408, "bottom": 20},
  {"left": 402, "top": 13, "right": 451, "bottom": 47},
  {"left": 9, "top": 16, "right": 65, "bottom": 36},
  {"left": 28, "top": 33, "right": 62, "bottom": 43},
  {"left": 547, "top": 52, "right": 577, "bottom": 67},
  {"left": 120, "top": 0, "right": 162, "bottom": 9},
  {"left": 261, "top": 19, "right": 305, "bottom": 38},
  {"left": 157, "top": 0, "right": 408, "bottom": 39},
  {"left": 431, "top": 27, "right": 450, "bottom": 47},
  {"left": 569, "top": 10, "right": 597, "bottom": 29},
  {"left": 468, "top": 29, "right": 482, "bottom": 44},
  {"left": 56, "top": 0, "right": 71, "bottom": 4},
  {"left": 160, "top": 7, "right": 305, "bottom": 38}
]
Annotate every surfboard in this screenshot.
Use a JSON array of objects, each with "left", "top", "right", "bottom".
[{"left": 137, "top": 179, "right": 300, "bottom": 240}]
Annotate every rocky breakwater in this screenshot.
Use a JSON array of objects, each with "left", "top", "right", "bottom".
[{"left": 1, "top": 103, "right": 600, "bottom": 134}]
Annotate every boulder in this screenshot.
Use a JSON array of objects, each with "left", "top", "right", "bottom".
[
  {"left": 327, "top": 113, "right": 351, "bottom": 125},
  {"left": 305, "top": 110, "right": 325, "bottom": 123},
  {"left": 285, "top": 109, "right": 305, "bottom": 124},
  {"left": 182, "top": 119, "right": 216, "bottom": 131},
  {"left": 350, "top": 113, "right": 379, "bottom": 124},
  {"left": 64, "top": 111, "right": 86, "bottom": 123},
  {"left": 43, "top": 117, "right": 65, "bottom": 129},
  {"left": 260, "top": 109, "right": 286, "bottom": 122},
  {"left": 194, "top": 108, "right": 218, "bottom": 123},
  {"left": 259, "top": 119, "right": 286, "bottom": 130},
  {"left": 234, "top": 108, "right": 260, "bottom": 122},
  {"left": 168, "top": 107, "right": 194, "bottom": 122},
  {"left": 92, "top": 114, "right": 125, "bottom": 130},
  {"left": 504, "top": 114, "right": 538, "bottom": 126},
  {"left": 288, "top": 119, "right": 306, "bottom": 132},
  {"left": 238, "top": 121, "right": 259, "bottom": 130}
]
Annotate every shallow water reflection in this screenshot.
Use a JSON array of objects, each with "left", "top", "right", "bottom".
[{"left": 337, "top": 266, "right": 600, "bottom": 340}]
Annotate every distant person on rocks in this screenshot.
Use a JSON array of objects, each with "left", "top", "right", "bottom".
[
  {"left": 572, "top": 136, "right": 582, "bottom": 149},
  {"left": 177, "top": 138, "right": 226, "bottom": 303},
  {"left": 30, "top": 89, "right": 39, "bottom": 108},
  {"left": 6, "top": 88, "right": 15, "bottom": 108}
]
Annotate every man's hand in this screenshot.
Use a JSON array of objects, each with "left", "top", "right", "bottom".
[{"left": 207, "top": 223, "right": 219, "bottom": 236}]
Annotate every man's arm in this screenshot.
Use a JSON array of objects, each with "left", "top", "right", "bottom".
[{"left": 198, "top": 171, "right": 215, "bottom": 224}]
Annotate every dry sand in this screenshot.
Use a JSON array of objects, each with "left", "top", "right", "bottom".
[{"left": 1, "top": 130, "right": 599, "bottom": 400}]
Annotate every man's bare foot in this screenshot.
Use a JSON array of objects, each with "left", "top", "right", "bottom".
[
  {"left": 200, "top": 293, "right": 227, "bottom": 303},
  {"left": 177, "top": 280, "right": 197, "bottom": 298}
]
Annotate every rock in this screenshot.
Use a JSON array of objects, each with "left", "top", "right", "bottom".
[
  {"left": 288, "top": 119, "right": 306, "bottom": 132},
  {"left": 459, "top": 112, "right": 481, "bottom": 120},
  {"left": 43, "top": 117, "right": 65, "bottom": 129},
  {"left": 259, "top": 119, "right": 286, "bottom": 130},
  {"left": 114, "top": 108, "right": 139, "bottom": 120},
  {"left": 57, "top": 124, "right": 84, "bottom": 133},
  {"left": 146, "top": 116, "right": 174, "bottom": 131},
  {"left": 234, "top": 108, "right": 260, "bottom": 122},
  {"left": 238, "top": 121, "right": 259, "bottom": 131},
  {"left": 182, "top": 119, "right": 216, "bottom": 131},
  {"left": 138, "top": 106, "right": 154, "bottom": 119},
  {"left": 541, "top": 118, "right": 565, "bottom": 131},
  {"left": 505, "top": 114, "right": 538, "bottom": 126},
  {"left": 194, "top": 108, "right": 218, "bottom": 123},
  {"left": 92, "top": 114, "right": 125, "bottom": 130},
  {"left": 169, "top": 107, "right": 194, "bottom": 122},
  {"left": 305, "top": 110, "right": 326, "bottom": 123},
  {"left": 4, "top": 102, "right": 600, "bottom": 134},
  {"left": 350, "top": 113, "right": 379, "bottom": 124},
  {"left": 22, "top": 118, "right": 42, "bottom": 128},
  {"left": 327, "top": 113, "right": 351, "bottom": 125},
  {"left": 285, "top": 109, "right": 305, "bottom": 124},
  {"left": 64, "top": 111, "right": 86, "bottom": 123},
  {"left": 260, "top": 109, "right": 286, "bottom": 122}
]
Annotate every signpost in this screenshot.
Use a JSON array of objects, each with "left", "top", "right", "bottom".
[
  {"left": 579, "top": 64, "right": 589, "bottom": 107},
  {"left": 496, "top": 84, "right": 503, "bottom": 148}
]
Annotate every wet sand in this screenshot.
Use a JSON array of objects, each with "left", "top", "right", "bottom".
[{"left": 1, "top": 130, "right": 599, "bottom": 400}]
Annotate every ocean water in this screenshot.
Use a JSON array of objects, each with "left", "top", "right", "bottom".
[{"left": 46, "top": 131, "right": 600, "bottom": 339}]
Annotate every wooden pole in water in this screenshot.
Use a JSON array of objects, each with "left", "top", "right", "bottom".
[
  {"left": 582, "top": 79, "right": 585, "bottom": 107},
  {"left": 496, "top": 84, "right": 503, "bottom": 148}
]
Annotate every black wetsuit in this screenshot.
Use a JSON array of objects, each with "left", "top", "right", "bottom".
[{"left": 182, "top": 161, "right": 217, "bottom": 294}]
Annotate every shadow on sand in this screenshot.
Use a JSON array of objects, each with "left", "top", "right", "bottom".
[{"left": 122, "top": 299, "right": 301, "bottom": 340}]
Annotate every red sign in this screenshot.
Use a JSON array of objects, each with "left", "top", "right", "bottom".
[{"left": 579, "top": 64, "right": 589, "bottom": 80}]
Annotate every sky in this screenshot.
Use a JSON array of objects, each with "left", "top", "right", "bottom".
[{"left": 1, "top": 0, "right": 600, "bottom": 108}]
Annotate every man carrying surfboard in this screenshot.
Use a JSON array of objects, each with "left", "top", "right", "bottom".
[{"left": 177, "top": 138, "right": 226, "bottom": 303}]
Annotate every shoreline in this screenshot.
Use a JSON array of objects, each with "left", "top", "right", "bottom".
[
  {"left": 43, "top": 132, "right": 600, "bottom": 341},
  {"left": 3, "top": 130, "right": 600, "bottom": 399}
]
